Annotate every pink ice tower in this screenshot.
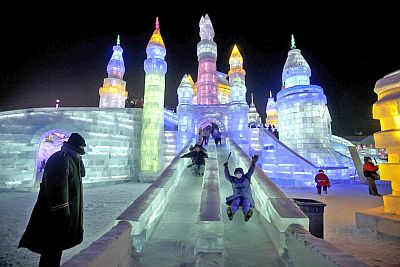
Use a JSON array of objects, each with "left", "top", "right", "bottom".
[{"left": 196, "top": 14, "right": 218, "bottom": 105}]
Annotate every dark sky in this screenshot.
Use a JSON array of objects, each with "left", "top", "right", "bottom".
[{"left": 1, "top": 1, "right": 399, "bottom": 136}]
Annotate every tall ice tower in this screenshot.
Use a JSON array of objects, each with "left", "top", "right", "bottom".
[
  {"left": 99, "top": 35, "right": 128, "bottom": 108},
  {"left": 177, "top": 74, "right": 194, "bottom": 148},
  {"left": 140, "top": 18, "right": 167, "bottom": 172},
  {"left": 196, "top": 14, "right": 218, "bottom": 105},
  {"left": 276, "top": 35, "right": 339, "bottom": 166},
  {"left": 227, "top": 44, "right": 249, "bottom": 144}
]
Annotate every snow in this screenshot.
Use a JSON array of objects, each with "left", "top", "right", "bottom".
[
  {"left": 0, "top": 182, "right": 149, "bottom": 267},
  {"left": 1, "top": 178, "right": 399, "bottom": 267},
  {"left": 280, "top": 180, "right": 400, "bottom": 267}
]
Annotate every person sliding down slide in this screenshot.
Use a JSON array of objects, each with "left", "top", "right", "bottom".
[
  {"left": 180, "top": 144, "right": 208, "bottom": 176},
  {"left": 224, "top": 154, "right": 259, "bottom": 221}
]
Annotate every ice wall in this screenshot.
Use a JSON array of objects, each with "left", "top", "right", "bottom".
[{"left": 0, "top": 108, "right": 142, "bottom": 189}]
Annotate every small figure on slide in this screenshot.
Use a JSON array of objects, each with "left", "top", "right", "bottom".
[
  {"left": 181, "top": 144, "right": 208, "bottom": 176},
  {"left": 224, "top": 154, "right": 259, "bottom": 221}
]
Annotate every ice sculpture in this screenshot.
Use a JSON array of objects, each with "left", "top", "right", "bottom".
[
  {"left": 265, "top": 91, "right": 278, "bottom": 128},
  {"left": 99, "top": 35, "right": 128, "bottom": 108},
  {"left": 277, "top": 35, "right": 341, "bottom": 167},
  {"left": 373, "top": 70, "right": 400, "bottom": 215},
  {"left": 140, "top": 17, "right": 167, "bottom": 172},
  {"left": 196, "top": 14, "right": 218, "bottom": 105}
]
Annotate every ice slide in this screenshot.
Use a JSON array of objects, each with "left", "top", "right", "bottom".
[{"left": 130, "top": 141, "right": 298, "bottom": 266}]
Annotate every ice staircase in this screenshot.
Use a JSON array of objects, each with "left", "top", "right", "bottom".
[
  {"left": 249, "top": 128, "right": 354, "bottom": 186},
  {"left": 162, "top": 131, "right": 178, "bottom": 169}
]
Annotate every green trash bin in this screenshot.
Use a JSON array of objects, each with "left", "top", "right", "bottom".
[{"left": 293, "top": 198, "right": 327, "bottom": 239}]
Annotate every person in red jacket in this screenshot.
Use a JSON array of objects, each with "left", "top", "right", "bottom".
[
  {"left": 363, "top": 157, "right": 381, "bottom": 196},
  {"left": 315, "top": 169, "right": 331, "bottom": 195}
]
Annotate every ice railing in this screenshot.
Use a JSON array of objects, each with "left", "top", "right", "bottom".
[
  {"left": 116, "top": 140, "right": 192, "bottom": 252},
  {"left": 226, "top": 138, "right": 309, "bottom": 253}
]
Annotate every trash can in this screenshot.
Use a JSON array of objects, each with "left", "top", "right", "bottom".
[{"left": 292, "top": 198, "right": 327, "bottom": 239}]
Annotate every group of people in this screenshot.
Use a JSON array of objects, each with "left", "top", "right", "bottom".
[
  {"left": 267, "top": 124, "right": 279, "bottom": 139},
  {"left": 19, "top": 129, "right": 384, "bottom": 267},
  {"left": 313, "top": 156, "right": 382, "bottom": 196}
]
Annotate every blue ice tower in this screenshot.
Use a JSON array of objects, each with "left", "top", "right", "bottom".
[
  {"left": 177, "top": 74, "right": 194, "bottom": 148},
  {"left": 276, "top": 36, "right": 341, "bottom": 167},
  {"left": 99, "top": 35, "right": 128, "bottom": 108},
  {"left": 227, "top": 45, "right": 250, "bottom": 147}
]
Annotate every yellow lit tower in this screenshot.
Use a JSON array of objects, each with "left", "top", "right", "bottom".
[
  {"left": 227, "top": 44, "right": 249, "bottom": 142},
  {"left": 140, "top": 18, "right": 167, "bottom": 172},
  {"left": 99, "top": 35, "right": 128, "bottom": 108},
  {"left": 265, "top": 91, "right": 278, "bottom": 128},
  {"left": 373, "top": 70, "right": 400, "bottom": 216}
]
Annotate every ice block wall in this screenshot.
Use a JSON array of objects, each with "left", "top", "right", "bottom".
[{"left": 0, "top": 108, "right": 142, "bottom": 188}]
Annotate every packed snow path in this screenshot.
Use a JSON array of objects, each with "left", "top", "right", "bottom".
[{"left": 136, "top": 143, "right": 283, "bottom": 266}]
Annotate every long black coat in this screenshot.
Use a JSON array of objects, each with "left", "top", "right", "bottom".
[{"left": 19, "top": 148, "right": 84, "bottom": 254}]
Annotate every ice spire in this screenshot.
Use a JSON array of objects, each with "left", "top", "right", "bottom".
[
  {"left": 291, "top": 34, "right": 296, "bottom": 49},
  {"left": 147, "top": 17, "right": 165, "bottom": 49},
  {"left": 269, "top": 90, "right": 272, "bottom": 98},
  {"left": 155, "top": 17, "right": 159, "bottom": 30},
  {"left": 265, "top": 90, "right": 278, "bottom": 128},
  {"left": 199, "top": 14, "right": 215, "bottom": 41},
  {"left": 282, "top": 35, "right": 311, "bottom": 88},
  {"left": 117, "top": 34, "right": 120, "bottom": 46}
]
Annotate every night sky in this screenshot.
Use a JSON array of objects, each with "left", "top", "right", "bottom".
[{"left": 1, "top": 1, "right": 399, "bottom": 137}]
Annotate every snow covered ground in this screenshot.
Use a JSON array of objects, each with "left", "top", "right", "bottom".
[
  {"left": 280, "top": 180, "right": 400, "bottom": 267},
  {"left": 0, "top": 182, "right": 150, "bottom": 267},
  {"left": 1, "top": 179, "right": 399, "bottom": 267}
]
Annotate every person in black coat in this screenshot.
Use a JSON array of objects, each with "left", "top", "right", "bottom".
[
  {"left": 181, "top": 144, "right": 208, "bottom": 175},
  {"left": 19, "top": 133, "right": 87, "bottom": 267}
]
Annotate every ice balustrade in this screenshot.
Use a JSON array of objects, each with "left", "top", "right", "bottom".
[
  {"left": 195, "top": 142, "right": 223, "bottom": 261},
  {"left": 116, "top": 141, "right": 192, "bottom": 253}
]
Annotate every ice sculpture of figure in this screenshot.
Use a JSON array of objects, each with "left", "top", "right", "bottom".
[
  {"left": 277, "top": 35, "right": 340, "bottom": 167},
  {"left": 265, "top": 91, "right": 278, "bottom": 128},
  {"left": 196, "top": 14, "right": 218, "bottom": 104},
  {"left": 99, "top": 35, "right": 128, "bottom": 108},
  {"left": 227, "top": 45, "right": 249, "bottom": 143},
  {"left": 177, "top": 74, "right": 194, "bottom": 147},
  {"left": 140, "top": 17, "right": 167, "bottom": 172}
]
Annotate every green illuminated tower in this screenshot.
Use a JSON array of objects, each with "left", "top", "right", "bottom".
[{"left": 140, "top": 17, "right": 167, "bottom": 172}]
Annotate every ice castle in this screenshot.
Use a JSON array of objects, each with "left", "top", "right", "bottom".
[{"left": 0, "top": 16, "right": 357, "bottom": 188}]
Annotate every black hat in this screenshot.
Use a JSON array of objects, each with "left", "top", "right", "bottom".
[
  {"left": 66, "top": 133, "right": 86, "bottom": 148},
  {"left": 234, "top": 167, "right": 244, "bottom": 175},
  {"left": 318, "top": 169, "right": 324, "bottom": 173}
]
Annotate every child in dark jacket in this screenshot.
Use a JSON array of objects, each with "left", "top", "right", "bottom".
[
  {"left": 181, "top": 144, "right": 208, "bottom": 175},
  {"left": 315, "top": 169, "right": 331, "bottom": 195},
  {"left": 224, "top": 155, "right": 258, "bottom": 221}
]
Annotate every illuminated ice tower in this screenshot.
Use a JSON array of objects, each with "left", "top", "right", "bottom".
[
  {"left": 227, "top": 44, "right": 249, "bottom": 143},
  {"left": 265, "top": 91, "right": 278, "bottom": 128},
  {"left": 276, "top": 35, "right": 340, "bottom": 166},
  {"left": 99, "top": 35, "right": 128, "bottom": 108},
  {"left": 196, "top": 14, "right": 218, "bottom": 105},
  {"left": 140, "top": 18, "right": 167, "bottom": 172},
  {"left": 177, "top": 74, "right": 194, "bottom": 147}
]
